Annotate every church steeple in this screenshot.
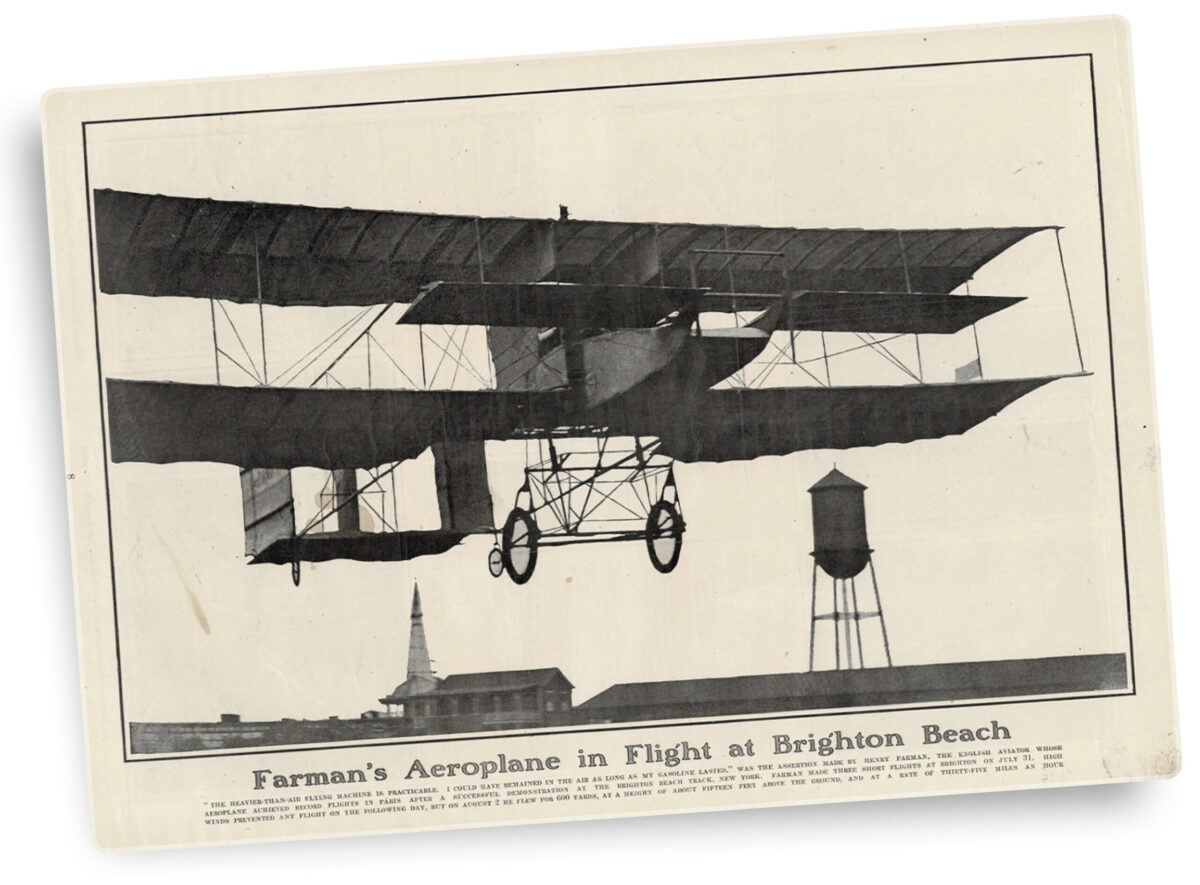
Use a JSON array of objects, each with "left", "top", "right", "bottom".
[
  {"left": 378, "top": 581, "right": 442, "bottom": 711},
  {"left": 406, "top": 582, "right": 435, "bottom": 684}
]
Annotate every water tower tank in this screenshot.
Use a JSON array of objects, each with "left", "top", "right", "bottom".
[{"left": 808, "top": 467, "right": 871, "bottom": 579}]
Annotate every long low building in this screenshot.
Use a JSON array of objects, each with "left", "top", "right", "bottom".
[{"left": 572, "top": 653, "right": 1128, "bottom": 724}]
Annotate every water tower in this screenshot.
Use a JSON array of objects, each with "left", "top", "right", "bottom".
[{"left": 807, "top": 467, "right": 892, "bottom": 671}]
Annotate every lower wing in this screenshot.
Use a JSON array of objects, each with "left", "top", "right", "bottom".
[{"left": 597, "top": 376, "right": 1077, "bottom": 463}]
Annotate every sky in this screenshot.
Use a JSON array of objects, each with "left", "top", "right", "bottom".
[{"left": 82, "top": 52, "right": 1130, "bottom": 723}]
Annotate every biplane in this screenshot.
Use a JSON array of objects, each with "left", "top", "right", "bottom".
[{"left": 94, "top": 189, "right": 1084, "bottom": 584}]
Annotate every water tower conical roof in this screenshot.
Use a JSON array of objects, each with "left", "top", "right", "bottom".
[{"left": 807, "top": 467, "right": 867, "bottom": 493}]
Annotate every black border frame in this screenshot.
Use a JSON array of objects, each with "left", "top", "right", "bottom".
[{"left": 78, "top": 49, "right": 1133, "bottom": 764}]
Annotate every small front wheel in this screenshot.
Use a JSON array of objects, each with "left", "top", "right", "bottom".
[
  {"left": 501, "top": 508, "right": 539, "bottom": 584},
  {"left": 645, "top": 500, "right": 684, "bottom": 574},
  {"left": 487, "top": 546, "right": 504, "bottom": 579}
]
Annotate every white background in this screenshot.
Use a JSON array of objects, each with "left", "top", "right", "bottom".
[{"left": 3, "top": 1, "right": 1192, "bottom": 879}]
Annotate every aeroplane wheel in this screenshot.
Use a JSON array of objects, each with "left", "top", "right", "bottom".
[
  {"left": 487, "top": 546, "right": 504, "bottom": 579},
  {"left": 645, "top": 500, "right": 683, "bottom": 573},
  {"left": 501, "top": 508, "right": 539, "bottom": 585}
]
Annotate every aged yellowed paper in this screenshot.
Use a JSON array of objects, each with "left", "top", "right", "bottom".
[{"left": 41, "top": 16, "right": 1177, "bottom": 850}]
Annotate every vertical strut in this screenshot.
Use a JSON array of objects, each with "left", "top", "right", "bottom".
[
  {"left": 783, "top": 266, "right": 796, "bottom": 363},
  {"left": 474, "top": 218, "right": 496, "bottom": 388},
  {"left": 1055, "top": 228, "right": 1086, "bottom": 373},
  {"left": 474, "top": 218, "right": 486, "bottom": 283},
  {"left": 418, "top": 328, "right": 428, "bottom": 387},
  {"left": 897, "top": 231, "right": 923, "bottom": 383},
  {"left": 723, "top": 227, "right": 740, "bottom": 331},
  {"left": 391, "top": 465, "right": 399, "bottom": 532},
  {"left": 254, "top": 230, "right": 268, "bottom": 384},
  {"left": 966, "top": 279, "right": 985, "bottom": 378},
  {"left": 896, "top": 231, "right": 913, "bottom": 292},
  {"left": 209, "top": 298, "right": 221, "bottom": 384}
]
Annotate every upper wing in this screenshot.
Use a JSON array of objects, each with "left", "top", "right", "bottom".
[
  {"left": 397, "top": 281, "right": 704, "bottom": 328},
  {"left": 595, "top": 377, "right": 1069, "bottom": 462},
  {"left": 701, "top": 290, "right": 1024, "bottom": 335},
  {"left": 106, "top": 379, "right": 562, "bottom": 470},
  {"left": 94, "top": 189, "right": 1051, "bottom": 306}
]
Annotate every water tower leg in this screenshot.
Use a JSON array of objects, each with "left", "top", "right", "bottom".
[
  {"left": 832, "top": 575, "right": 841, "bottom": 670},
  {"left": 808, "top": 560, "right": 818, "bottom": 673},
  {"left": 850, "top": 576, "right": 866, "bottom": 669},
  {"left": 840, "top": 579, "right": 854, "bottom": 669},
  {"left": 868, "top": 556, "right": 893, "bottom": 667}
]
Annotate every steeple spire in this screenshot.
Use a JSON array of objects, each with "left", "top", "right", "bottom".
[
  {"left": 378, "top": 581, "right": 442, "bottom": 711},
  {"left": 406, "top": 582, "right": 436, "bottom": 688}
]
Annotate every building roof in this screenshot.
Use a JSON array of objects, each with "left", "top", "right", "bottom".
[
  {"left": 379, "top": 668, "right": 573, "bottom": 705},
  {"left": 379, "top": 674, "right": 443, "bottom": 704},
  {"left": 442, "top": 668, "right": 574, "bottom": 692}
]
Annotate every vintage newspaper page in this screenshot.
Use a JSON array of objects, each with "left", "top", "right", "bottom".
[{"left": 41, "top": 16, "right": 1177, "bottom": 850}]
